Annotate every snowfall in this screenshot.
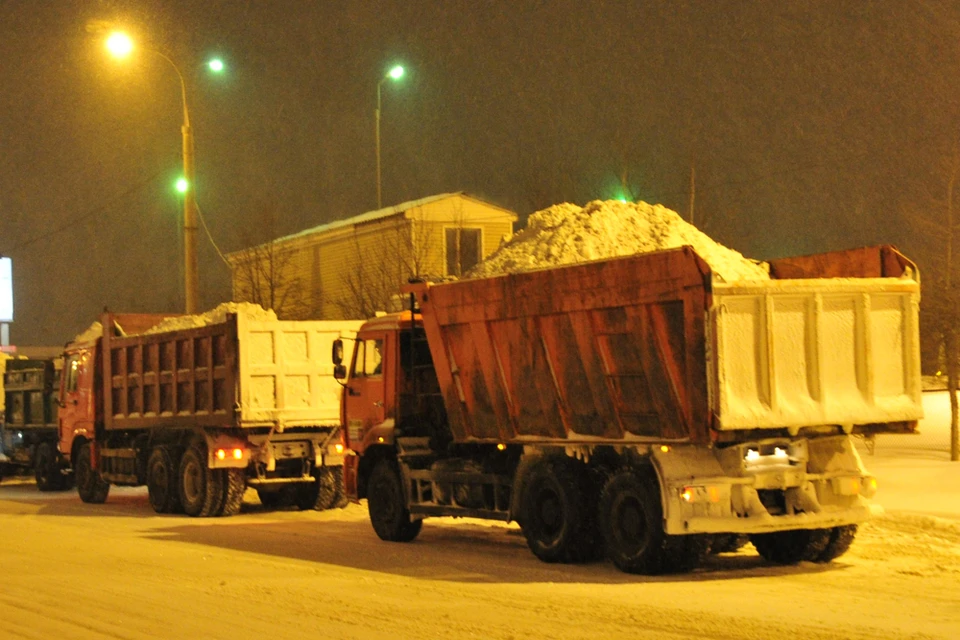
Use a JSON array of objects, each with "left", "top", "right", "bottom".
[{"left": 1, "top": 201, "right": 958, "bottom": 639}]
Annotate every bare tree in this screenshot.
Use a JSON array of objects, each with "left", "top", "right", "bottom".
[
  {"left": 334, "top": 207, "right": 436, "bottom": 319},
  {"left": 230, "top": 206, "right": 310, "bottom": 320},
  {"left": 906, "top": 146, "right": 960, "bottom": 461}
]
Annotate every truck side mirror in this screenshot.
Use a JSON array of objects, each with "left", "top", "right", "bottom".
[
  {"left": 332, "top": 339, "right": 344, "bottom": 365},
  {"left": 333, "top": 364, "right": 347, "bottom": 380}
]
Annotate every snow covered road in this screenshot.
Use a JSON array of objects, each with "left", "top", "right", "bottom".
[{"left": 1, "top": 477, "right": 958, "bottom": 640}]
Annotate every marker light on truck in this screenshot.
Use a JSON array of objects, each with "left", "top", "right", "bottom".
[
  {"left": 861, "top": 476, "right": 878, "bottom": 498},
  {"left": 232, "top": 448, "right": 243, "bottom": 460},
  {"left": 216, "top": 449, "right": 226, "bottom": 461},
  {"left": 680, "top": 485, "right": 722, "bottom": 503},
  {"left": 216, "top": 448, "right": 244, "bottom": 461},
  {"left": 335, "top": 443, "right": 344, "bottom": 454},
  {"left": 497, "top": 443, "right": 506, "bottom": 451}
]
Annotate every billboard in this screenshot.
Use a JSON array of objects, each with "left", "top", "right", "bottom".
[{"left": 0, "top": 257, "right": 11, "bottom": 322}]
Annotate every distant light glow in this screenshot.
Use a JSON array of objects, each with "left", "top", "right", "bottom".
[
  {"left": 208, "top": 58, "right": 224, "bottom": 73},
  {"left": 176, "top": 177, "right": 189, "bottom": 193},
  {"left": 106, "top": 32, "right": 134, "bottom": 58},
  {"left": 388, "top": 65, "right": 404, "bottom": 80}
]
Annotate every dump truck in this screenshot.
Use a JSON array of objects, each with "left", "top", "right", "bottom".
[
  {"left": 60, "top": 309, "right": 362, "bottom": 516},
  {"left": 332, "top": 245, "right": 922, "bottom": 574},
  {"left": 0, "top": 357, "right": 71, "bottom": 490}
]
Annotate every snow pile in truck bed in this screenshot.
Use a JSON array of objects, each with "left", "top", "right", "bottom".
[
  {"left": 143, "top": 302, "right": 277, "bottom": 335},
  {"left": 468, "top": 200, "right": 769, "bottom": 282},
  {"left": 71, "top": 322, "right": 103, "bottom": 345}
]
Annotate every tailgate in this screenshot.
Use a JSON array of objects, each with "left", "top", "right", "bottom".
[
  {"left": 237, "top": 317, "right": 362, "bottom": 429},
  {"left": 709, "top": 276, "right": 922, "bottom": 431}
]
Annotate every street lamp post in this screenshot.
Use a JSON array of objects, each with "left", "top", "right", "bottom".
[
  {"left": 375, "top": 65, "right": 404, "bottom": 210},
  {"left": 105, "top": 32, "right": 221, "bottom": 314}
]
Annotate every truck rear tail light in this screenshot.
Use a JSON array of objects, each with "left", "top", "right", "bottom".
[
  {"left": 335, "top": 443, "right": 344, "bottom": 454},
  {"left": 216, "top": 447, "right": 244, "bottom": 461},
  {"left": 861, "top": 476, "right": 878, "bottom": 498}
]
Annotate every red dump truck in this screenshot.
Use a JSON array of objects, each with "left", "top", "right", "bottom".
[
  {"left": 59, "top": 310, "right": 361, "bottom": 516},
  {"left": 333, "top": 245, "right": 922, "bottom": 574}
]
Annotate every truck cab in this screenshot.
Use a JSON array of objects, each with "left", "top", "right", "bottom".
[
  {"left": 337, "top": 311, "right": 444, "bottom": 500},
  {"left": 58, "top": 344, "right": 98, "bottom": 466}
]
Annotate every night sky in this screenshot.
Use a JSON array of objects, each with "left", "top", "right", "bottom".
[{"left": 2, "top": 0, "right": 958, "bottom": 346}]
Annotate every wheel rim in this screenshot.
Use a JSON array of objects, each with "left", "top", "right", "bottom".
[
  {"left": 535, "top": 487, "right": 563, "bottom": 537},
  {"left": 182, "top": 458, "right": 202, "bottom": 505},
  {"left": 611, "top": 493, "right": 647, "bottom": 555}
]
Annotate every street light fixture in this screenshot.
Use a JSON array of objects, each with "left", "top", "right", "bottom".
[
  {"left": 375, "top": 64, "right": 404, "bottom": 210},
  {"left": 105, "top": 30, "right": 222, "bottom": 315}
]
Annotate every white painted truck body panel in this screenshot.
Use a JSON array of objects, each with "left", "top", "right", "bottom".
[
  {"left": 236, "top": 317, "right": 363, "bottom": 429},
  {"left": 709, "top": 275, "right": 923, "bottom": 431}
]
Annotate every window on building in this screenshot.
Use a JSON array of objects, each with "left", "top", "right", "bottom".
[{"left": 445, "top": 228, "right": 482, "bottom": 276}]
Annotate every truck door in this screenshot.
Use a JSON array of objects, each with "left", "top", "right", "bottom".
[
  {"left": 58, "top": 347, "right": 95, "bottom": 461},
  {"left": 344, "top": 333, "right": 387, "bottom": 453}
]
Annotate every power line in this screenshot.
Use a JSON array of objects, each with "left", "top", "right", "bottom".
[{"left": 4, "top": 167, "right": 170, "bottom": 253}]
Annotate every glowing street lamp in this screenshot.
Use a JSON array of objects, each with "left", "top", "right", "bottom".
[
  {"left": 376, "top": 64, "right": 405, "bottom": 209},
  {"left": 105, "top": 31, "right": 223, "bottom": 314}
]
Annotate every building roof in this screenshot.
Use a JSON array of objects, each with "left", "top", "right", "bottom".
[{"left": 226, "top": 192, "right": 516, "bottom": 260}]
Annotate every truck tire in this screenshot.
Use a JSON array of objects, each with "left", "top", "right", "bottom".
[
  {"left": 296, "top": 466, "right": 347, "bottom": 511},
  {"left": 75, "top": 442, "right": 110, "bottom": 504},
  {"left": 598, "top": 468, "right": 666, "bottom": 574},
  {"left": 218, "top": 468, "right": 246, "bottom": 516},
  {"left": 519, "top": 458, "right": 595, "bottom": 563},
  {"left": 147, "top": 447, "right": 182, "bottom": 514},
  {"left": 178, "top": 444, "right": 222, "bottom": 517},
  {"left": 816, "top": 525, "right": 857, "bottom": 563},
  {"left": 367, "top": 460, "right": 422, "bottom": 542},
  {"left": 750, "top": 528, "right": 832, "bottom": 565},
  {"left": 35, "top": 442, "right": 65, "bottom": 492}
]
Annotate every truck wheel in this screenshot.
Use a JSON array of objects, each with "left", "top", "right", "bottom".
[
  {"left": 750, "top": 528, "right": 832, "bottom": 565},
  {"left": 75, "top": 442, "right": 110, "bottom": 504},
  {"left": 520, "top": 458, "right": 595, "bottom": 563},
  {"left": 816, "top": 525, "right": 857, "bottom": 563},
  {"left": 178, "top": 444, "right": 222, "bottom": 517},
  {"left": 147, "top": 447, "right": 182, "bottom": 514},
  {"left": 34, "top": 442, "right": 64, "bottom": 492},
  {"left": 598, "top": 469, "right": 666, "bottom": 574},
  {"left": 367, "top": 460, "right": 422, "bottom": 542},
  {"left": 296, "top": 466, "right": 347, "bottom": 511},
  {"left": 218, "top": 468, "right": 246, "bottom": 516}
]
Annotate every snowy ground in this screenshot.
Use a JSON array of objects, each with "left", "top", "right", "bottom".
[{"left": 1, "top": 395, "right": 958, "bottom": 640}]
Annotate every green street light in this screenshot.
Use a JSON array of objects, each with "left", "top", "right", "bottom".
[
  {"left": 376, "top": 64, "right": 406, "bottom": 209},
  {"left": 104, "top": 30, "right": 225, "bottom": 314}
]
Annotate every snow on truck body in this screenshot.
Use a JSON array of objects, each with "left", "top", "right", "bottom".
[
  {"left": 338, "top": 244, "right": 922, "bottom": 573},
  {"left": 59, "top": 306, "right": 362, "bottom": 516}
]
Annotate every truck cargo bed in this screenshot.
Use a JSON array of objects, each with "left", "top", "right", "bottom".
[
  {"left": 103, "top": 313, "right": 362, "bottom": 431},
  {"left": 412, "top": 245, "right": 922, "bottom": 445}
]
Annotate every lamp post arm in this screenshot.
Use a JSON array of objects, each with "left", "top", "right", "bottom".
[{"left": 150, "top": 49, "right": 190, "bottom": 128}]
